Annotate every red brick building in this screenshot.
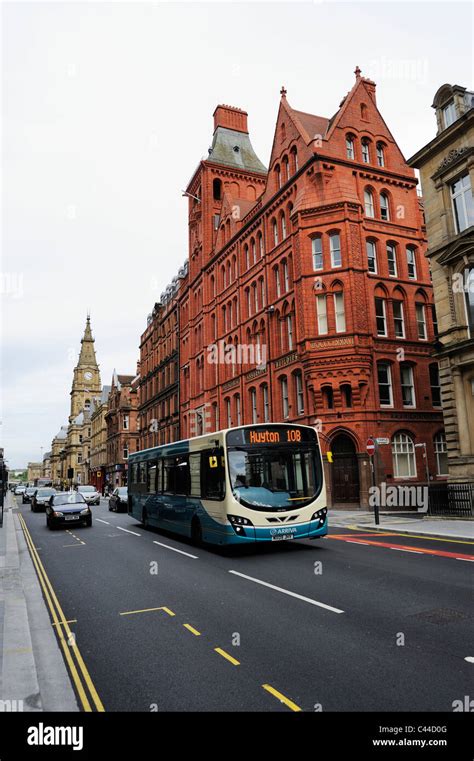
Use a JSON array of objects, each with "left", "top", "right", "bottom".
[
  {"left": 138, "top": 284, "right": 181, "bottom": 451},
  {"left": 141, "top": 69, "right": 445, "bottom": 506},
  {"left": 105, "top": 371, "right": 140, "bottom": 488}
]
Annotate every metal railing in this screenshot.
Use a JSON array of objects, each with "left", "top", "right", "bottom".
[{"left": 428, "top": 482, "right": 474, "bottom": 517}]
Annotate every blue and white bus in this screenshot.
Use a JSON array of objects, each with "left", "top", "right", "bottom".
[{"left": 128, "top": 423, "right": 327, "bottom": 546}]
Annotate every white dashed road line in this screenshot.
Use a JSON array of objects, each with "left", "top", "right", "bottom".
[
  {"left": 153, "top": 541, "right": 198, "bottom": 559},
  {"left": 228, "top": 570, "right": 344, "bottom": 614}
]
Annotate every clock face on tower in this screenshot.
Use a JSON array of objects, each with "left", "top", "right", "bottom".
[{"left": 84, "top": 371, "right": 93, "bottom": 381}]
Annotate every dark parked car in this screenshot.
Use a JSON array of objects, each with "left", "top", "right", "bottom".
[
  {"left": 76, "top": 485, "right": 100, "bottom": 506},
  {"left": 31, "top": 488, "right": 56, "bottom": 512},
  {"left": 22, "top": 487, "right": 37, "bottom": 504},
  {"left": 108, "top": 487, "right": 128, "bottom": 513},
  {"left": 46, "top": 492, "right": 92, "bottom": 530}
]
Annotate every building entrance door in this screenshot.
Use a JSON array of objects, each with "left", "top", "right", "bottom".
[{"left": 331, "top": 434, "right": 360, "bottom": 503}]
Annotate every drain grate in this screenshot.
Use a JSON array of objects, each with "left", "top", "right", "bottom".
[{"left": 409, "top": 608, "right": 470, "bottom": 625}]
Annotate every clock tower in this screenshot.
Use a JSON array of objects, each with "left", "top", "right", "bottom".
[{"left": 69, "top": 316, "right": 102, "bottom": 422}]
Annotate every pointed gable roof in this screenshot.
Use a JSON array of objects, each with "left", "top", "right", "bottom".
[{"left": 325, "top": 67, "right": 411, "bottom": 170}]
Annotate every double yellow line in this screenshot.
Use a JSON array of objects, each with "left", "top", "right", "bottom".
[{"left": 19, "top": 514, "right": 104, "bottom": 712}]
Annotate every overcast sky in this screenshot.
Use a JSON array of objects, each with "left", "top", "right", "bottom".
[{"left": 2, "top": 1, "right": 472, "bottom": 468}]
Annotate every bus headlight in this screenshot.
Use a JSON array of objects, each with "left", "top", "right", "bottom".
[
  {"left": 227, "top": 514, "right": 254, "bottom": 536},
  {"left": 311, "top": 508, "right": 327, "bottom": 525},
  {"left": 227, "top": 514, "right": 254, "bottom": 526}
]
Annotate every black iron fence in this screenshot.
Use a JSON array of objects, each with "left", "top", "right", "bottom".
[{"left": 428, "top": 482, "right": 474, "bottom": 517}]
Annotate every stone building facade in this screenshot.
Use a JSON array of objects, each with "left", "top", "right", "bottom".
[
  {"left": 105, "top": 372, "right": 139, "bottom": 487},
  {"left": 90, "top": 385, "right": 111, "bottom": 493},
  {"left": 409, "top": 83, "right": 474, "bottom": 483}
]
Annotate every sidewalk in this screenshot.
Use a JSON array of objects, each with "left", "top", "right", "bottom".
[
  {"left": 0, "top": 492, "right": 78, "bottom": 711},
  {"left": 330, "top": 509, "right": 474, "bottom": 540}
]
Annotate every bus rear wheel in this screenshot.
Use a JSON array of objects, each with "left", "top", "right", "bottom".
[{"left": 191, "top": 517, "right": 203, "bottom": 546}]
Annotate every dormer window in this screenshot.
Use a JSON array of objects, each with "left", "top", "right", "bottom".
[
  {"left": 346, "top": 135, "right": 355, "bottom": 160},
  {"left": 376, "top": 143, "right": 385, "bottom": 167},
  {"left": 442, "top": 100, "right": 457, "bottom": 129},
  {"left": 361, "top": 139, "right": 370, "bottom": 163}
]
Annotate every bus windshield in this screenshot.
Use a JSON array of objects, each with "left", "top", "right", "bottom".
[{"left": 227, "top": 447, "right": 319, "bottom": 511}]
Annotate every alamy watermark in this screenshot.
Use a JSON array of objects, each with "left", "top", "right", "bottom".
[{"left": 369, "top": 482, "right": 428, "bottom": 511}]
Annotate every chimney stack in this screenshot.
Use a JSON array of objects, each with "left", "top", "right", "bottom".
[{"left": 213, "top": 104, "right": 248, "bottom": 134}]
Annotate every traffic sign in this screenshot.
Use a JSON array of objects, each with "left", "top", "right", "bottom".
[{"left": 366, "top": 438, "right": 376, "bottom": 456}]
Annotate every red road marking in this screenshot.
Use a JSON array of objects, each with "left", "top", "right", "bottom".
[{"left": 327, "top": 536, "right": 474, "bottom": 561}]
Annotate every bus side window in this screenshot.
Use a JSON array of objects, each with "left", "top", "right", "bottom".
[
  {"left": 130, "top": 463, "right": 138, "bottom": 490},
  {"left": 156, "top": 460, "right": 163, "bottom": 493},
  {"left": 163, "top": 456, "right": 189, "bottom": 495},
  {"left": 189, "top": 453, "right": 201, "bottom": 498},
  {"left": 139, "top": 463, "right": 147, "bottom": 492},
  {"left": 147, "top": 462, "right": 157, "bottom": 493},
  {"left": 201, "top": 449, "right": 225, "bottom": 500}
]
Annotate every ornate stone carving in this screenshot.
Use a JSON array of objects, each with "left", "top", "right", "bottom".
[{"left": 438, "top": 147, "right": 468, "bottom": 170}]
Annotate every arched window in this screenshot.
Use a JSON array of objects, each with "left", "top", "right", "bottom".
[
  {"left": 261, "top": 383, "right": 270, "bottom": 422},
  {"left": 333, "top": 289, "right": 346, "bottom": 333},
  {"left": 294, "top": 371, "right": 304, "bottom": 414},
  {"left": 227, "top": 260, "right": 231, "bottom": 284},
  {"left": 312, "top": 235, "right": 323, "bottom": 270},
  {"left": 429, "top": 363, "right": 441, "bottom": 407},
  {"left": 346, "top": 134, "right": 355, "bottom": 160},
  {"left": 235, "top": 394, "right": 241, "bottom": 426},
  {"left": 364, "top": 189, "right": 375, "bottom": 217},
  {"left": 282, "top": 155, "right": 289, "bottom": 182},
  {"left": 400, "top": 363, "right": 416, "bottom": 407},
  {"left": 366, "top": 239, "right": 377, "bottom": 273},
  {"left": 322, "top": 386, "right": 334, "bottom": 409},
  {"left": 258, "top": 232, "right": 264, "bottom": 258},
  {"left": 361, "top": 103, "right": 368, "bottom": 120},
  {"left": 275, "top": 164, "right": 281, "bottom": 189},
  {"left": 380, "top": 192, "right": 390, "bottom": 221},
  {"left": 225, "top": 397, "right": 232, "bottom": 428},
  {"left": 393, "top": 294, "right": 405, "bottom": 338},
  {"left": 249, "top": 388, "right": 257, "bottom": 424},
  {"left": 210, "top": 274, "right": 215, "bottom": 297},
  {"left": 282, "top": 259, "right": 289, "bottom": 292},
  {"left": 286, "top": 312, "right": 294, "bottom": 350},
  {"left": 253, "top": 282, "right": 258, "bottom": 313},
  {"left": 84, "top": 399, "right": 91, "bottom": 411},
  {"left": 375, "top": 292, "right": 388, "bottom": 336},
  {"left": 392, "top": 432, "right": 416, "bottom": 478},
  {"left": 213, "top": 178, "right": 222, "bottom": 201},
  {"left": 274, "top": 265, "right": 281, "bottom": 297},
  {"left": 376, "top": 143, "right": 385, "bottom": 167},
  {"left": 221, "top": 264, "right": 226, "bottom": 289},
  {"left": 316, "top": 292, "right": 328, "bottom": 335},
  {"left": 280, "top": 376, "right": 289, "bottom": 419},
  {"left": 341, "top": 383, "right": 352, "bottom": 407},
  {"left": 281, "top": 212, "right": 287, "bottom": 240},
  {"left": 406, "top": 246, "right": 417, "bottom": 279},
  {"left": 290, "top": 145, "right": 298, "bottom": 173},
  {"left": 245, "top": 287, "right": 251, "bottom": 317},
  {"left": 361, "top": 138, "right": 370, "bottom": 163},
  {"left": 434, "top": 432, "right": 448, "bottom": 475},
  {"left": 259, "top": 277, "right": 266, "bottom": 308},
  {"left": 387, "top": 242, "right": 397, "bottom": 276},
  {"left": 415, "top": 295, "right": 428, "bottom": 340},
  {"left": 244, "top": 244, "right": 249, "bottom": 270},
  {"left": 251, "top": 238, "right": 256, "bottom": 264},
  {"left": 329, "top": 232, "right": 341, "bottom": 267},
  {"left": 272, "top": 218, "right": 279, "bottom": 247},
  {"left": 232, "top": 254, "right": 237, "bottom": 281}
]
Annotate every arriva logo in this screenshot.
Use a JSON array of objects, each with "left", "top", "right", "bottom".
[{"left": 27, "top": 723, "right": 83, "bottom": 751}]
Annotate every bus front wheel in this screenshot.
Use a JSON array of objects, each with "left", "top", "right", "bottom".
[{"left": 191, "top": 517, "right": 203, "bottom": 546}]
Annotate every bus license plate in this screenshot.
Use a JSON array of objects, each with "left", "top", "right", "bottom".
[
  {"left": 65, "top": 515, "right": 80, "bottom": 521},
  {"left": 271, "top": 530, "right": 296, "bottom": 542}
]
